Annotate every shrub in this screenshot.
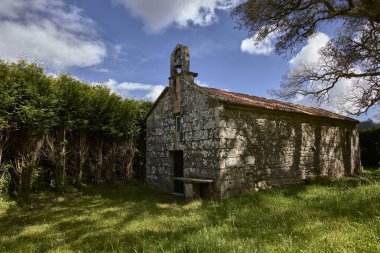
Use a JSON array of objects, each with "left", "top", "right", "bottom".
[
  {"left": 0, "top": 164, "right": 12, "bottom": 196},
  {"left": 359, "top": 128, "right": 380, "bottom": 167}
]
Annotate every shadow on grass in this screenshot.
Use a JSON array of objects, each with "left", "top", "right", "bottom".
[
  {"left": 0, "top": 184, "right": 197, "bottom": 252},
  {"left": 0, "top": 170, "right": 380, "bottom": 252},
  {"left": 196, "top": 172, "right": 380, "bottom": 251}
]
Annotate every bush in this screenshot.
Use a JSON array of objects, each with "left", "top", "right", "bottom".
[
  {"left": 31, "top": 166, "right": 51, "bottom": 192},
  {"left": 0, "top": 59, "right": 152, "bottom": 199},
  {"left": 0, "top": 165, "right": 12, "bottom": 196},
  {"left": 359, "top": 128, "right": 380, "bottom": 167},
  {"left": 305, "top": 175, "right": 373, "bottom": 189}
]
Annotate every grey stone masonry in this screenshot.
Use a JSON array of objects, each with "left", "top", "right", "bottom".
[
  {"left": 146, "top": 44, "right": 222, "bottom": 198},
  {"left": 218, "top": 105, "right": 360, "bottom": 198},
  {"left": 146, "top": 44, "right": 361, "bottom": 200}
]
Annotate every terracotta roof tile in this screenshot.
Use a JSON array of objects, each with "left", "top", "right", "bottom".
[{"left": 201, "top": 87, "right": 357, "bottom": 122}]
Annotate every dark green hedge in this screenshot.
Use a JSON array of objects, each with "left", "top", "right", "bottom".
[
  {"left": 0, "top": 59, "right": 153, "bottom": 200},
  {"left": 359, "top": 128, "right": 380, "bottom": 167}
]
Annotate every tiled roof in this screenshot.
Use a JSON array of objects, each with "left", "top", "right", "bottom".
[{"left": 201, "top": 87, "right": 358, "bottom": 122}]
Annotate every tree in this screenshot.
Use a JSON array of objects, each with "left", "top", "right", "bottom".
[
  {"left": 0, "top": 58, "right": 153, "bottom": 199},
  {"left": 0, "top": 60, "right": 12, "bottom": 194},
  {"left": 358, "top": 118, "right": 380, "bottom": 130},
  {"left": 3, "top": 60, "right": 56, "bottom": 200},
  {"left": 232, "top": 0, "right": 380, "bottom": 115},
  {"left": 50, "top": 75, "right": 92, "bottom": 188}
]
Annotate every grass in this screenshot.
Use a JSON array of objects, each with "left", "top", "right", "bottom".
[{"left": 1, "top": 170, "right": 380, "bottom": 253}]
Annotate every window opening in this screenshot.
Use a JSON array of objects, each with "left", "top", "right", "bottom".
[{"left": 176, "top": 116, "right": 181, "bottom": 132}]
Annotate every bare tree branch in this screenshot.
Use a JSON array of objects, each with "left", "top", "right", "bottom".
[{"left": 233, "top": 0, "right": 380, "bottom": 115}]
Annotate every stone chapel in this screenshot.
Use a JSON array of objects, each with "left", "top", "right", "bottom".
[{"left": 145, "top": 44, "right": 361, "bottom": 200}]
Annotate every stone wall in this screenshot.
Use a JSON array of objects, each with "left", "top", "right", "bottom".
[
  {"left": 218, "top": 105, "right": 360, "bottom": 198},
  {"left": 146, "top": 73, "right": 222, "bottom": 196},
  {"left": 147, "top": 44, "right": 360, "bottom": 200}
]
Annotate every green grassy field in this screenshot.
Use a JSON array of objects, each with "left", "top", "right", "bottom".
[{"left": 1, "top": 170, "right": 380, "bottom": 253}]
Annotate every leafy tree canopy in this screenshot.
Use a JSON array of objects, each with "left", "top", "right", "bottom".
[
  {"left": 232, "top": 0, "right": 380, "bottom": 115},
  {"left": 0, "top": 59, "right": 151, "bottom": 138},
  {"left": 0, "top": 60, "right": 56, "bottom": 133}
]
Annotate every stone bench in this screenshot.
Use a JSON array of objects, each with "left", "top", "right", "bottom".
[{"left": 174, "top": 177, "right": 213, "bottom": 201}]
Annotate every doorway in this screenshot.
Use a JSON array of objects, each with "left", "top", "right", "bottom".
[{"left": 172, "top": 150, "right": 184, "bottom": 194}]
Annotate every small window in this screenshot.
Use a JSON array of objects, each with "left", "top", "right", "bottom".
[{"left": 176, "top": 116, "right": 181, "bottom": 132}]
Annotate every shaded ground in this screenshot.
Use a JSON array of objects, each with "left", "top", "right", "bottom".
[{"left": 1, "top": 170, "right": 380, "bottom": 252}]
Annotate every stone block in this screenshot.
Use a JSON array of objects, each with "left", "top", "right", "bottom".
[
  {"left": 225, "top": 157, "right": 241, "bottom": 167},
  {"left": 226, "top": 148, "right": 240, "bottom": 157},
  {"left": 245, "top": 156, "right": 255, "bottom": 165},
  {"left": 225, "top": 128, "right": 237, "bottom": 139}
]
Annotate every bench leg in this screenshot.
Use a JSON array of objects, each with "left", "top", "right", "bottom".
[{"left": 184, "top": 183, "right": 193, "bottom": 201}]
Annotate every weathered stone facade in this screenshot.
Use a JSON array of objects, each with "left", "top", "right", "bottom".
[
  {"left": 218, "top": 106, "right": 360, "bottom": 198},
  {"left": 146, "top": 44, "right": 361, "bottom": 200}
]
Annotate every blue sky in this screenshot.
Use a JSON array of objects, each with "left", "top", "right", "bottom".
[
  {"left": 0, "top": 0, "right": 375, "bottom": 120},
  {"left": 69, "top": 0, "right": 288, "bottom": 98}
]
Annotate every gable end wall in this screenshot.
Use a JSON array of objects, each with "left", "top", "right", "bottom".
[{"left": 146, "top": 75, "right": 222, "bottom": 197}]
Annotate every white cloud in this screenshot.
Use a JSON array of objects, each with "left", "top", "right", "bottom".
[
  {"left": 0, "top": 0, "right": 106, "bottom": 69},
  {"left": 289, "top": 33, "right": 330, "bottom": 69},
  {"left": 145, "top": 85, "right": 167, "bottom": 101},
  {"left": 195, "top": 79, "right": 209, "bottom": 87},
  {"left": 113, "top": 0, "right": 239, "bottom": 32},
  {"left": 104, "top": 79, "right": 165, "bottom": 101},
  {"left": 92, "top": 67, "right": 112, "bottom": 73},
  {"left": 241, "top": 36, "right": 274, "bottom": 55},
  {"left": 289, "top": 33, "right": 359, "bottom": 114}
]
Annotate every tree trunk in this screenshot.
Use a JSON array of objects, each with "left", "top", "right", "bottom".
[
  {"left": 19, "top": 163, "right": 34, "bottom": 201},
  {"left": 0, "top": 132, "right": 9, "bottom": 176},
  {"left": 91, "top": 136, "right": 103, "bottom": 185},
  {"left": 75, "top": 131, "right": 88, "bottom": 187},
  {"left": 56, "top": 126, "right": 67, "bottom": 191},
  {"left": 105, "top": 140, "right": 118, "bottom": 184},
  {"left": 15, "top": 134, "right": 44, "bottom": 201},
  {"left": 122, "top": 138, "right": 136, "bottom": 181}
]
